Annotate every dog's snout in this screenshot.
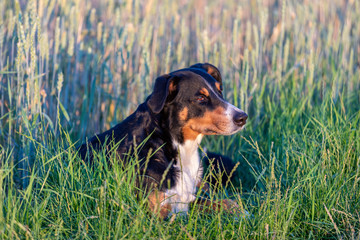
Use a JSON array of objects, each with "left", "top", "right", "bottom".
[{"left": 233, "top": 111, "right": 248, "bottom": 127}]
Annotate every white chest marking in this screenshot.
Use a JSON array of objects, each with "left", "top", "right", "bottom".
[{"left": 165, "top": 134, "right": 203, "bottom": 214}]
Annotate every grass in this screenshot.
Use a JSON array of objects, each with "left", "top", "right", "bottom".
[{"left": 0, "top": 0, "right": 360, "bottom": 238}]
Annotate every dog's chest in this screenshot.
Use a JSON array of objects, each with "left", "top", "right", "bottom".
[{"left": 165, "top": 135, "right": 203, "bottom": 214}]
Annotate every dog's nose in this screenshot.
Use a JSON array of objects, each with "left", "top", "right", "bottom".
[{"left": 233, "top": 111, "right": 248, "bottom": 127}]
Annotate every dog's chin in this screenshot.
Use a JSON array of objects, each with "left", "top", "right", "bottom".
[
  {"left": 201, "top": 124, "right": 246, "bottom": 136},
  {"left": 219, "top": 127, "right": 245, "bottom": 136},
  {"left": 224, "top": 124, "right": 247, "bottom": 135}
]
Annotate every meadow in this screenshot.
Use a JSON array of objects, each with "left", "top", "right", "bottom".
[{"left": 0, "top": 0, "right": 359, "bottom": 239}]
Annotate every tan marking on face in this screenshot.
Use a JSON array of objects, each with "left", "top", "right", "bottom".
[
  {"left": 182, "top": 106, "right": 231, "bottom": 139},
  {"left": 207, "top": 67, "right": 215, "bottom": 76},
  {"left": 148, "top": 190, "right": 171, "bottom": 219},
  {"left": 215, "top": 82, "right": 221, "bottom": 92},
  {"left": 182, "top": 125, "right": 201, "bottom": 141},
  {"left": 199, "top": 88, "right": 209, "bottom": 97},
  {"left": 179, "top": 107, "right": 188, "bottom": 121}
]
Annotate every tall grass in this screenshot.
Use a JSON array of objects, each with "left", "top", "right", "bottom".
[{"left": 0, "top": 0, "right": 359, "bottom": 238}]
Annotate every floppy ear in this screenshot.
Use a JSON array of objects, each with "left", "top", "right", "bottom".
[
  {"left": 190, "top": 63, "right": 222, "bottom": 89},
  {"left": 147, "top": 74, "right": 177, "bottom": 114}
]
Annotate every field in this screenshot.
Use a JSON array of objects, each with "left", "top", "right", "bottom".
[{"left": 0, "top": 0, "right": 360, "bottom": 239}]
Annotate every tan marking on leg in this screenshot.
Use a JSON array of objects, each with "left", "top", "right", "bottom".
[
  {"left": 196, "top": 180, "right": 210, "bottom": 192},
  {"left": 218, "top": 199, "right": 240, "bottom": 214},
  {"left": 148, "top": 190, "right": 171, "bottom": 219},
  {"left": 193, "top": 198, "right": 240, "bottom": 214}
]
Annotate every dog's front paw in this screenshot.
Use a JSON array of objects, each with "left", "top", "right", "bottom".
[
  {"left": 218, "top": 199, "right": 239, "bottom": 213},
  {"left": 218, "top": 199, "right": 249, "bottom": 219}
]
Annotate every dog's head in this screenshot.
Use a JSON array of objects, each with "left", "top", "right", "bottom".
[{"left": 147, "top": 63, "right": 248, "bottom": 142}]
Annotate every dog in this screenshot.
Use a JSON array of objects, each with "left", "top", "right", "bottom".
[
  {"left": 78, "top": 63, "right": 248, "bottom": 218},
  {"left": 202, "top": 149, "right": 239, "bottom": 189}
]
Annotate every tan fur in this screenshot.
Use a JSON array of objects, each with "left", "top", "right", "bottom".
[
  {"left": 199, "top": 88, "right": 209, "bottom": 97},
  {"left": 148, "top": 190, "right": 171, "bottom": 219},
  {"left": 182, "top": 125, "right": 200, "bottom": 141},
  {"left": 194, "top": 198, "right": 240, "bottom": 214},
  {"left": 169, "top": 81, "right": 176, "bottom": 93},
  {"left": 215, "top": 82, "right": 221, "bottom": 92},
  {"left": 182, "top": 106, "right": 231, "bottom": 140},
  {"left": 206, "top": 66, "right": 215, "bottom": 76},
  {"left": 179, "top": 107, "right": 188, "bottom": 121}
]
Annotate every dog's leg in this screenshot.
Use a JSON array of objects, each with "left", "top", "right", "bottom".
[
  {"left": 147, "top": 190, "right": 172, "bottom": 219},
  {"left": 196, "top": 180, "right": 210, "bottom": 193},
  {"left": 192, "top": 198, "right": 241, "bottom": 215}
]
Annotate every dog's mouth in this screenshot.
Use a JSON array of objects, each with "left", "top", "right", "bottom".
[
  {"left": 203, "top": 128, "right": 219, "bottom": 135},
  {"left": 191, "top": 121, "right": 245, "bottom": 136}
]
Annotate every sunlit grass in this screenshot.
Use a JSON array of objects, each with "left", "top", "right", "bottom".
[{"left": 0, "top": 0, "right": 359, "bottom": 238}]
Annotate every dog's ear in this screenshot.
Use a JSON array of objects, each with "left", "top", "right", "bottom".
[
  {"left": 190, "top": 63, "right": 222, "bottom": 90},
  {"left": 147, "top": 74, "right": 177, "bottom": 114}
]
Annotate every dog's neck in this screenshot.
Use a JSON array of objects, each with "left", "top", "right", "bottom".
[
  {"left": 167, "top": 134, "right": 203, "bottom": 214},
  {"left": 175, "top": 134, "right": 202, "bottom": 164},
  {"left": 173, "top": 134, "right": 203, "bottom": 182}
]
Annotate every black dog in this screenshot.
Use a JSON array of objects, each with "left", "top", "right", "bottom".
[{"left": 78, "top": 63, "right": 248, "bottom": 218}]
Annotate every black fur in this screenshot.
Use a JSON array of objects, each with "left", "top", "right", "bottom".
[
  {"left": 78, "top": 63, "right": 225, "bottom": 191},
  {"left": 203, "top": 152, "right": 238, "bottom": 187}
]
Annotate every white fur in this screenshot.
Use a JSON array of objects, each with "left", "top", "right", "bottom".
[
  {"left": 224, "top": 102, "right": 247, "bottom": 132},
  {"left": 165, "top": 134, "right": 203, "bottom": 215}
]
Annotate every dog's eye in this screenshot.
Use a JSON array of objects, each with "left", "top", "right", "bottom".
[{"left": 196, "top": 95, "right": 208, "bottom": 103}]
